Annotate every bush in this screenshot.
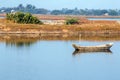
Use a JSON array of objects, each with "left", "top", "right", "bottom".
[
  {"left": 6, "top": 12, "right": 43, "bottom": 24},
  {"left": 65, "top": 18, "right": 79, "bottom": 25}
]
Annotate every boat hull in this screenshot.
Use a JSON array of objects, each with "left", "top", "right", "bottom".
[{"left": 72, "top": 43, "right": 113, "bottom": 51}]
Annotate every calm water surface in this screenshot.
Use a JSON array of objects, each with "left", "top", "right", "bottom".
[
  {"left": 0, "top": 16, "right": 5, "bottom": 19},
  {"left": 0, "top": 38, "right": 120, "bottom": 80},
  {"left": 88, "top": 18, "right": 120, "bottom": 21}
]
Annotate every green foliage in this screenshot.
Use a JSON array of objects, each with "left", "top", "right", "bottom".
[
  {"left": 51, "top": 10, "right": 63, "bottom": 15},
  {"left": 65, "top": 18, "right": 79, "bottom": 25},
  {"left": 6, "top": 12, "right": 43, "bottom": 24}
]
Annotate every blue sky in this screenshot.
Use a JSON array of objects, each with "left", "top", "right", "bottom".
[{"left": 0, "top": 0, "right": 120, "bottom": 10}]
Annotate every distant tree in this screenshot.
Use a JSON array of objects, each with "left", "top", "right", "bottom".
[
  {"left": 17, "top": 4, "right": 24, "bottom": 10},
  {"left": 61, "top": 8, "right": 68, "bottom": 14},
  {"left": 51, "top": 10, "right": 63, "bottom": 15},
  {"left": 35, "top": 8, "right": 49, "bottom": 14},
  {"left": 108, "top": 9, "right": 118, "bottom": 16},
  {"left": 64, "top": 10, "right": 74, "bottom": 15},
  {"left": 26, "top": 4, "right": 34, "bottom": 10},
  {"left": 101, "top": 9, "right": 108, "bottom": 14}
]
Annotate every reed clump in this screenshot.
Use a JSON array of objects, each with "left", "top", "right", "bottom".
[{"left": 6, "top": 12, "right": 43, "bottom": 24}]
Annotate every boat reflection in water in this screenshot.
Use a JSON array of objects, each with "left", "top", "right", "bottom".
[{"left": 73, "top": 49, "right": 112, "bottom": 56}]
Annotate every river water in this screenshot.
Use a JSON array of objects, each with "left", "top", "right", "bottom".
[
  {"left": 88, "top": 18, "right": 120, "bottom": 21},
  {"left": 0, "top": 16, "right": 5, "bottom": 19},
  {"left": 0, "top": 34, "right": 120, "bottom": 80}
]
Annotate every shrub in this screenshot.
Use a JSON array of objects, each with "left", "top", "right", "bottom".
[
  {"left": 6, "top": 12, "right": 43, "bottom": 24},
  {"left": 65, "top": 18, "right": 79, "bottom": 25}
]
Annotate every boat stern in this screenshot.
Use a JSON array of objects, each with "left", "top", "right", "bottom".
[{"left": 72, "top": 44, "right": 79, "bottom": 50}]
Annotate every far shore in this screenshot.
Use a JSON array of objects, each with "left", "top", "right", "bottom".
[{"left": 1, "top": 14, "right": 120, "bottom": 19}]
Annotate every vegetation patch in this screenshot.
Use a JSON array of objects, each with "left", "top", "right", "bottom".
[
  {"left": 65, "top": 18, "right": 79, "bottom": 25},
  {"left": 6, "top": 12, "right": 43, "bottom": 24}
]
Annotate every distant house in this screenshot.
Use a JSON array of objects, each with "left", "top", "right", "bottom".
[
  {"left": 11, "top": 10, "right": 15, "bottom": 13},
  {"left": 1, "top": 10, "right": 5, "bottom": 13},
  {"left": 104, "top": 13, "right": 109, "bottom": 16}
]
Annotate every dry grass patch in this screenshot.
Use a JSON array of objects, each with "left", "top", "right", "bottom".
[{"left": 0, "top": 19, "right": 120, "bottom": 33}]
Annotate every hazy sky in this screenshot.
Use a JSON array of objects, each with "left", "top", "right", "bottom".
[{"left": 0, "top": 0, "right": 120, "bottom": 9}]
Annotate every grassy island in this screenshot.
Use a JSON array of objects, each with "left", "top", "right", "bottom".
[{"left": 0, "top": 13, "right": 120, "bottom": 34}]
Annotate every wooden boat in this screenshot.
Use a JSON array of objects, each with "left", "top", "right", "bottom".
[{"left": 72, "top": 43, "right": 113, "bottom": 51}]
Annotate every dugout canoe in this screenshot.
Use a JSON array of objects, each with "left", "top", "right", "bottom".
[{"left": 72, "top": 43, "right": 113, "bottom": 51}]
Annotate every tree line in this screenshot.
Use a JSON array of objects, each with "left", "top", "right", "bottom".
[{"left": 0, "top": 4, "right": 120, "bottom": 16}]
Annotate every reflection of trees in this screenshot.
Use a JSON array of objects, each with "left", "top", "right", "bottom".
[
  {"left": 0, "top": 33, "right": 120, "bottom": 47},
  {"left": 3, "top": 35, "right": 38, "bottom": 47},
  {"left": 6, "top": 41, "right": 35, "bottom": 47}
]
